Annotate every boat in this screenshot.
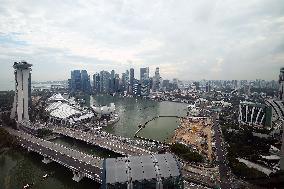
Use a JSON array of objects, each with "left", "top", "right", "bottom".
[
  {"left": 43, "top": 174, "right": 48, "bottom": 178},
  {"left": 23, "top": 184, "right": 30, "bottom": 189}
]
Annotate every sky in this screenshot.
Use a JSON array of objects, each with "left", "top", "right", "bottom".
[{"left": 0, "top": 0, "right": 284, "bottom": 90}]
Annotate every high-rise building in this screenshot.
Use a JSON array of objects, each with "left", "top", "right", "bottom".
[
  {"left": 114, "top": 74, "right": 120, "bottom": 92},
  {"left": 130, "top": 68, "right": 134, "bottom": 94},
  {"left": 93, "top": 73, "right": 101, "bottom": 93},
  {"left": 111, "top": 70, "right": 115, "bottom": 79},
  {"left": 205, "top": 82, "right": 211, "bottom": 93},
  {"left": 140, "top": 67, "right": 149, "bottom": 82},
  {"left": 121, "top": 72, "right": 126, "bottom": 92},
  {"left": 133, "top": 79, "right": 141, "bottom": 96},
  {"left": 109, "top": 70, "right": 116, "bottom": 93},
  {"left": 279, "top": 67, "right": 284, "bottom": 100},
  {"left": 125, "top": 70, "right": 129, "bottom": 93},
  {"left": 140, "top": 67, "right": 150, "bottom": 96},
  {"left": 71, "top": 70, "right": 82, "bottom": 93},
  {"left": 100, "top": 71, "right": 111, "bottom": 93},
  {"left": 152, "top": 67, "right": 160, "bottom": 92},
  {"left": 10, "top": 61, "right": 32, "bottom": 122},
  {"left": 70, "top": 70, "right": 91, "bottom": 94},
  {"left": 162, "top": 80, "right": 170, "bottom": 91},
  {"left": 172, "top": 78, "right": 178, "bottom": 90},
  {"left": 81, "top": 70, "right": 91, "bottom": 94}
]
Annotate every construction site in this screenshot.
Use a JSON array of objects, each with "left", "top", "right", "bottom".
[{"left": 171, "top": 117, "right": 214, "bottom": 163}]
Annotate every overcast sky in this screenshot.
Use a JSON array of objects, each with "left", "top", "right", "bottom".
[{"left": 0, "top": 0, "right": 283, "bottom": 90}]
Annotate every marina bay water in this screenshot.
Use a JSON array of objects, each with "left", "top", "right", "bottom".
[
  {"left": 0, "top": 95, "right": 188, "bottom": 189},
  {"left": 91, "top": 95, "right": 188, "bottom": 142}
]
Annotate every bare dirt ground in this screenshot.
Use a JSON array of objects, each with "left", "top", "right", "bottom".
[{"left": 171, "top": 117, "right": 213, "bottom": 163}]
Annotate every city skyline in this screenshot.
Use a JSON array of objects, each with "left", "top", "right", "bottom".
[{"left": 1, "top": 0, "right": 284, "bottom": 90}]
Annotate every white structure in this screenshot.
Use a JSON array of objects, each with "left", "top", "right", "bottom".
[
  {"left": 92, "top": 103, "right": 115, "bottom": 115},
  {"left": 211, "top": 100, "right": 232, "bottom": 108},
  {"left": 238, "top": 101, "right": 272, "bottom": 127},
  {"left": 45, "top": 101, "right": 81, "bottom": 119},
  {"left": 10, "top": 61, "right": 32, "bottom": 122},
  {"left": 45, "top": 93, "right": 95, "bottom": 124},
  {"left": 47, "top": 93, "right": 68, "bottom": 103}
]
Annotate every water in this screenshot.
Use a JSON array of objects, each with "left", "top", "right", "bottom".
[
  {"left": 0, "top": 95, "right": 188, "bottom": 188},
  {"left": 0, "top": 149, "right": 100, "bottom": 189},
  {"left": 92, "top": 95, "right": 188, "bottom": 142}
]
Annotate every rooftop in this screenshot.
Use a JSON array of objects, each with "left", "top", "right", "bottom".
[
  {"left": 13, "top": 61, "right": 32, "bottom": 69},
  {"left": 104, "top": 153, "right": 181, "bottom": 184}
]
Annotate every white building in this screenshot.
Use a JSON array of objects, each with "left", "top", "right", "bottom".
[
  {"left": 45, "top": 93, "right": 94, "bottom": 124},
  {"left": 10, "top": 61, "right": 32, "bottom": 122}
]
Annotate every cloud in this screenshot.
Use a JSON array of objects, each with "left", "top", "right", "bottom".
[
  {"left": 0, "top": 0, "right": 284, "bottom": 90},
  {"left": 211, "top": 58, "right": 224, "bottom": 74}
]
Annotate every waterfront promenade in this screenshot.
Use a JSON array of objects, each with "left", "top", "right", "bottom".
[{"left": 5, "top": 127, "right": 103, "bottom": 183}]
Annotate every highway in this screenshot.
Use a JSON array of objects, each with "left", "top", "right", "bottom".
[
  {"left": 49, "top": 126, "right": 152, "bottom": 156},
  {"left": 5, "top": 127, "right": 103, "bottom": 182},
  {"left": 213, "top": 116, "right": 232, "bottom": 189},
  {"left": 181, "top": 169, "right": 216, "bottom": 188}
]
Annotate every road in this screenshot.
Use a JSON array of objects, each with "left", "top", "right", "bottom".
[
  {"left": 50, "top": 126, "right": 152, "bottom": 156},
  {"left": 213, "top": 116, "right": 232, "bottom": 189},
  {"left": 181, "top": 169, "right": 216, "bottom": 188},
  {"left": 5, "top": 127, "right": 103, "bottom": 182}
]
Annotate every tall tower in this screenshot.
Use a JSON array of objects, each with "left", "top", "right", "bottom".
[
  {"left": 279, "top": 67, "right": 284, "bottom": 100},
  {"left": 140, "top": 67, "right": 150, "bottom": 96},
  {"left": 152, "top": 67, "right": 160, "bottom": 92},
  {"left": 130, "top": 68, "right": 134, "bottom": 94},
  {"left": 10, "top": 61, "right": 32, "bottom": 122}
]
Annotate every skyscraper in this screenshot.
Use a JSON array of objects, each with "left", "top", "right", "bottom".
[
  {"left": 111, "top": 70, "right": 115, "bottom": 79},
  {"left": 140, "top": 67, "right": 149, "bottom": 82},
  {"left": 125, "top": 70, "right": 129, "bottom": 93},
  {"left": 81, "top": 70, "right": 91, "bottom": 94},
  {"left": 70, "top": 70, "right": 91, "bottom": 94},
  {"left": 121, "top": 72, "right": 126, "bottom": 92},
  {"left": 10, "top": 61, "right": 32, "bottom": 122},
  {"left": 114, "top": 74, "right": 120, "bottom": 92},
  {"left": 152, "top": 67, "right": 160, "bottom": 92},
  {"left": 140, "top": 67, "right": 150, "bottom": 96},
  {"left": 93, "top": 73, "right": 101, "bottom": 93},
  {"left": 100, "top": 71, "right": 111, "bottom": 93},
  {"left": 71, "top": 70, "right": 81, "bottom": 93},
  {"left": 130, "top": 68, "right": 134, "bottom": 94},
  {"left": 279, "top": 67, "right": 284, "bottom": 100}
]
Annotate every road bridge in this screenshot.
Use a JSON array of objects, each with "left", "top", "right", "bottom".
[
  {"left": 5, "top": 127, "right": 103, "bottom": 183},
  {"left": 49, "top": 126, "right": 153, "bottom": 156}
]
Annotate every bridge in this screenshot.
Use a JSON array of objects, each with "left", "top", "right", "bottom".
[
  {"left": 48, "top": 126, "right": 153, "bottom": 156},
  {"left": 5, "top": 127, "right": 103, "bottom": 183}
]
